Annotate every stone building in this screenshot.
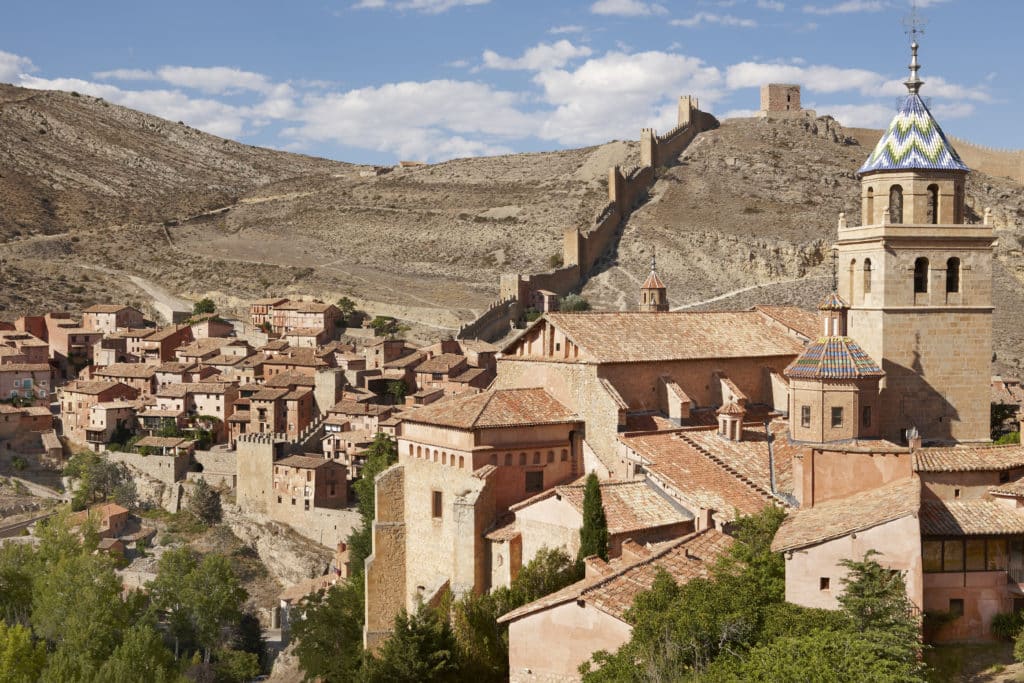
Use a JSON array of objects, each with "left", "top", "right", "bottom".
[
  {"left": 81, "top": 304, "right": 144, "bottom": 334},
  {"left": 759, "top": 83, "right": 802, "bottom": 116},
  {"left": 59, "top": 380, "right": 138, "bottom": 446},
  {"left": 363, "top": 388, "right": 584, "bottom": 649},
  {"left": 272, "top": 454, "right": 348, "bottom": 511}
]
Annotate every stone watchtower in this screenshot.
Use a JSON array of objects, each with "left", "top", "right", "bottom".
[
  {"left": 835, "top": 40, "right": 994, "bottom": 444},
  {"left": 639, "top": 256, "right": 669, "bottom": 312},
  {"left": 760, "top": 84, "right": 801, "bottom": 114}
]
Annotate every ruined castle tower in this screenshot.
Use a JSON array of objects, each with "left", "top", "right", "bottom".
[
  {"left": 835, "top": 40, "right": 994, "bottom": 444},
  {"left": 639, "top": 255, "right": 669, "bottom": 312}
]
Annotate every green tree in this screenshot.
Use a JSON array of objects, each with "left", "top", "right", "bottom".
[
  {"left": 336, "top": 296, "right": 357, "bottom": 321},
  {"left": 452, "top": 547, "right": 582, "bottom": 682},
  {"left": 369, "top": 316, "right": 408, "bottom": 339},
  {"left": 559, "top": 294, "right": 590, "bottom": 312},
  {"left": 0, "top": 622, "right": 47, "bottom": 683},
  {"left": 193, "top": 298, "right": 216, "bottom": 315},
  {"left": 292, "top": 580, "right": 366, "bottom": 683},
  {"left": 188, "top": 478, "right": 223, "bottom": 525},
  {"left": 0, "top": 542, "right": 36, "bottom": 625},
  {"left": 578, "top": 472, "right": 608, "bottom": 562},
  {"left": 385, "top": 380, "right": 406, "bottom": 405},
  {"left": 64, "top": 452, "right": 133, "bottom": 510},
  {"left": 213, "top": 649, "right": 260, "bottom": 683},
  {"left": 348, "top": 433, "right": 398, "bottom": 576},
  {"left": 94, "top": 621, "right": 179, "bottom": 683},
  {"left": 365, "top": 603, "right": 461, "bottom": 683},
  {"left": 31, "top": 552, "right": 130, "bottom": 674}
]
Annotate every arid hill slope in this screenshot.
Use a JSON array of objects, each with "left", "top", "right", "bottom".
[{"left": 582, "top": 115, "right": 1024, "bottom": 372}]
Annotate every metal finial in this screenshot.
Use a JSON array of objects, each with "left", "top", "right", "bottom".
[
  {"left": 830, "top": 248, "right": 838, "bottom": 292},
  {"left": 902, "top": 1, "right": 926, "bottom": 94}
]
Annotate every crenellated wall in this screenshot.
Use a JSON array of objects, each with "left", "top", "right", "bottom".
[{"left": 458, "top": 95, "right": 718, "bottom": 342}]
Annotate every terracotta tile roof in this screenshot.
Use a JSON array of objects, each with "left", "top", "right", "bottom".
[
  {"left": 415, "top": 353, "right": 467, "bottom": 375},
  {"left": 83, "top": 304, "right": 135, "bottom": 314},
  {"left": 277, "top": 454, "right": 341, "bottom": 469},
  {"left": 785, "top": 337, "right": 884, "bottom": 380},
  {"left": 383, "top": 351, "right": 427, "bottom": 370},
  {"left": 274, "top": 300, "right": 335, "bottom": 313},
  {"left": 771, "top": 477, "right": 920, "bottom": 552},
  {"left": 0, "top": 363, "right": 51, "bottom": 373},
  {"left": 155, "top": 362, "right": 197, "bottom": 373},
  {"left": 753, "top": 306, "right": 821, "bottom": 340},
  {"left": 251, "top": 387, "right": 290, "bottom": 401},
  {"left": 401, "top": 388, "right": 579, "bottom": 430},
  {"left": 135, "top": 436, "right": 193, "bottom": 449},
  {"left": 992, "top": 377, "right": 1024, "bottom": 407},
  {"left": 263, "top": 348, "right": 325, "bottom": 367},
  {"left": 95, "top": 363, "right": 157, "bottom": 380},
  {"left": 914, "top": 444, "right": 1024, "bottom": 473},
  {"left": 520, "top": 311, "right": 804, "bottom": 364},
  {"left": 499, "top": 528, "right": 733, "bottom": 623},
  {"left": 621, "top": 425, "right": 794, "bottom": 522},
  {"left": 262, "top": 340, "right": 290, "bottom": 351},
  {"left": 139, "top": 408, "right": 185, "bottom": 418},
  {"left": 920, "top": 500, "right": 1024, "bottom": 536},
  {"left": 641, "top": 268, "right": 666, "bottom": 290},
  {"left": 227, "top": 410, "right": 251, "bottom": 423},
  {"left": 990, "top": 483, "right": 1024, "bottom": 498},
  {"left": 449, "top": 367, "right": 489, "bottom": 384},
  {"left": 62, "top": 380, "right": 128, "bottom": 395},
  {"left": 717, "top": 401, "right": 746, "bottom": 416},
  {"left": 328, "top": 400, "right": 395, "bottom": 417},
  {"left": 283, "top": 388, "right": 312, "bottom": 401},
  {"left": 177, "top": 338, "right": 235, "bottom": 357},
  {"left": 145, "top": 325, "right": 190, "bottom": 342},
  {"left": 528, "top": 480, "right": 692, "bottom": 536},
  {"left": 264, "top": 370, "right": 316, "bottom": 388}
]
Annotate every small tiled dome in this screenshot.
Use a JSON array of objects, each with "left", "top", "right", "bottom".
[
  {"left": 818, "top": 292, "right": 849, "bottom": 311},
  {"left": 858, "top": 93, "right": 968, "bottom": 176},
  {"left": 717, "top": 401, "right": 746, "bottom": 416},
  {"left": 785, "top": 337, "right": 884, "bottom": 380}
]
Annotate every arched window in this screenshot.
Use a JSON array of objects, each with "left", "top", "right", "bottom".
[
  {"left": 927, "top": 184, "right": 940, "bottom": 224},
  {"left": 866, "top": 187, "right": 874, "bottom": 223},
  {"left": 914, "top": 257, "right": 929, "bottom": 294},
  {"left": 946, "top": 257, "right": 961, "bottom": 293},
  {"left": 863, "top": 259, "right": 872, "bottom": 294},
  {"left": 889, "top": 185, "right": 903, "bottom": 224},
  {"left": 458, "top": 456, "right": 465, "bottom": 469},
  {"left": 441, "top": 452, "right": 447, "bottom": 465}
]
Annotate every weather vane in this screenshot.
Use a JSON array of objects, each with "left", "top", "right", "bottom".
[
  {"left": 902, "top": 0, "right": 927, "bottom": 44},
  {"left": 830, "top": 248, "right": 838, "bottom": 292}
]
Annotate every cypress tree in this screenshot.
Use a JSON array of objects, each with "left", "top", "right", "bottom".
[{"left": 578, "top": 472, "right": 609, "bottom": 562}]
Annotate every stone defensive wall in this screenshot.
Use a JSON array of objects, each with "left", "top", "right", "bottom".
[
  {"left": 948, "top": 136, "right": 1024, "bottom": 184},
  {"left": 459, "top": 95, "right": 718, "bottom": 342}
]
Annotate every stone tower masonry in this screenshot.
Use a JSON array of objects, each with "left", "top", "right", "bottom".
[{"left": 835, "top": 40, "right": 994, "bottom": 444}]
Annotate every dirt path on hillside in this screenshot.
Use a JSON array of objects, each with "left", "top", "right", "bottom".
[
  {"left": 671, "top": 275, "right": 830, "bottom": 311},
  {"left": 79, "top": 264, "right": 192, "bottom": 315}
]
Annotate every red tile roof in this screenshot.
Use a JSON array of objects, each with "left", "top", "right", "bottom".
[
  {"left": 753, "top": 305, "right": 821, "bottom": 340},
  {"left": 400, "top": 388, "right": 579, "bottom": 430},
  {"left": 772, "top": 477, "right": 920, "bottom": 552},
  {"left": 920, "top": 500, "right": 1024, "bottom": 536},
  {"left": 516, "top": 311, "right": 804, "bottom": 364},
  {"left": 914, "top": 444, "right": 1024, "bottom": 473},
  {"left": 499, "top": 528, "right": 733, "bottom": 623}
]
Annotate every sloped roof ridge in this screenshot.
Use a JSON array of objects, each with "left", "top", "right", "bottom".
[{"left": 676, "top": 431, "right": 787, "bottom": 507}]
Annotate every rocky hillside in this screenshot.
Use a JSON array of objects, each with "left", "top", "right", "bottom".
[{"left": 581, "top": 115, "right": 1024, "bottom": 373}]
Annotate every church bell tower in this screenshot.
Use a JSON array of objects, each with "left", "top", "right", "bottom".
[
  {"left": 835, "top": 39, "right": 994, "bottom": 444},
  {"left": 640, "top": 255, "right": 669, "bottom": 312}
]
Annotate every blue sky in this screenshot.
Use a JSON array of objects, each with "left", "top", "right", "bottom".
[{"left": 1, "top": 0, "right": 1018, "bottom": 164}]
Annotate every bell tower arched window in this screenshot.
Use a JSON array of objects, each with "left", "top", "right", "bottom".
[
  {"left": 914, "top": 257, "right": 929, "bottom": 293},
  {"left": 866, "top": 187, "right": 874, "bottom": 224},
  {"left": 863, "top": 259, "right": 872, "bottom": 294},
  {"left": 946, "top": 257, "right": 961, "bottom": 293},
  {"left": 927, "top": 184, "right": 940, "bottom": 224},
  {"left": 889, "top": 185, "right": 904, "bottom": 224}
]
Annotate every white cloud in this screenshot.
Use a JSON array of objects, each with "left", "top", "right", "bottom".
[
  {"left": 0, "top": 50, "right": 36, "bottom": 82},
  {"left": 533, "top": 50, "right": 722, "bottom": 144},
  {"left": 93, "top": 68, "right": 157, "bottom": 81},
  {"left": 446, "top": 59, "right": 470, "bottom": 68},
  {"left": 353, "top": 0, "right": 489, "bottom": 12},
  {"left": 671, "top": 12, "right": 757, "bottom": 27},
  {"left": 590, "top": 0, "right": 667, "bottom": 17},
  {"left": 803, "top": 0, "right": 885, "bottom": 14},
  {"left": 549, "top": 25, "right": 584, "bottom": 34},
  {"left": 815, "top": 102, "right": 896, "bottom": 128},
  {"left": 757, "top": 0, "right": 785, "bottom": 9},
  {"left": 482, "top": 41, "right": 593, "bottom": 71},
  {"left": 155, "top": 66, "right": 276, "bottom": 95},
  {"left": 281, "top": 79, "right": 536, "bottom": 161},
  {"left": 726, "top": 62, "right": 884, "bottom": 94}
]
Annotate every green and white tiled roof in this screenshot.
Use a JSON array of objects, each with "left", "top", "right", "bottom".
[{"left": 858, "top": 93, "right": 969, "bottom": 175}]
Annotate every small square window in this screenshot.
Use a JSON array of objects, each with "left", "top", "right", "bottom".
[
  {"left": 525, "top": 470, "right": 544, "bottom": 493},
  {"left": 831, "top": 407, "right": 843, "bottom": 428},
  {"left": 819, "top": 577, "right": 830, "bottom": 591},
  {"left": 949, "top": 599, "right": 964, "bottom": 618},
  {"left": 954, "top": 488, "right": 961, "bottom": 499},
  {"left": 277, "top": 496, "right": 282, "bottom": 504},
  {"left": 801, "top": 406, "right": 811, "bottom": 428}
]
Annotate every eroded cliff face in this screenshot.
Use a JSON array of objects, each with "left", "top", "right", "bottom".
[{"left": 222, "top": 504, "right": 332, "bottom": 586}]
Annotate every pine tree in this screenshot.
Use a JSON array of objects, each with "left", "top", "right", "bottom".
[{"left": 578, "top": 472, "right": 609, "bottom": 562}]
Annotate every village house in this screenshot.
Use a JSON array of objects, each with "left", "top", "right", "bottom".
[
  {"left": 0, "top": 363, "right": 54, "bottom": 400},
  {"left": 272, "top": 454, "right": 348, "bottom": 512},
  {"left": 139, "top": 324, "right": 193, "bottom": 362},
  {"left": 81, "top": 304, "right": 145, "bottom": 334},
  {"left": 364, "top": 387, "right": 584, "bottom": 648},
  {"left": 0, "top": 330, "right": 50, "bottom": 365},
  {"left": 249, "top": 297, "right": 290, "bottom": 329},
  {"left": 59, "top": 380, "right": 139, "bottom": 446},
  {"left": 187, "top": 313, "right": 234, "bottom": 339},
  {"left": 499, "top": 528, "right": 734, "bottom": 683},
  {"left": 93, "top": 363, "right": 158, "bottom": 397},
  {"left": 84, "top": 401, "right": 141, "bottom": 452},
  {"left": 270, "top": 300, "right": 341, "bottom": 338},
  {"left": 263, "top": 347, "right": 330, "bottom": 379},
  {"left": 69, "top": 502, "right": 130, "bottom": 539}
]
